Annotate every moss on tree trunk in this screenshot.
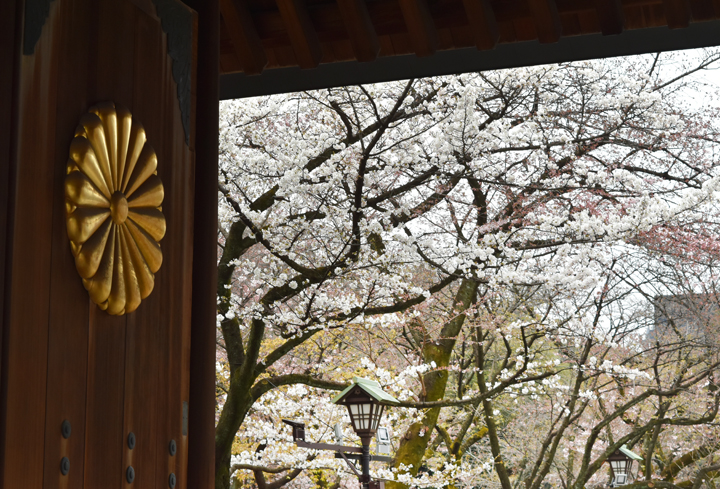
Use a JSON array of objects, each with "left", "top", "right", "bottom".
[{"left": 386, "top": 278, "right": 478, "bottom": 489}]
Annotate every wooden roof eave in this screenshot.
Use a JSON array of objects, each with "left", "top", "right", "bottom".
[
  {"left": 218, "top": 0, "right": 720, "bottom": 98},
  {"left": 220, "top": 17, "right": 720, "bottom": 99}
]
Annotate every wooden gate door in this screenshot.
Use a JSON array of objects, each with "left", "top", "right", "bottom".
[{"left": 1, "top": 0, "right": 197, "bottom": 488}]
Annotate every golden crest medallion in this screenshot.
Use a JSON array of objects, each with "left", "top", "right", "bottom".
[{"left": 65, "top": 102, "right": 165, "bottom": 315}]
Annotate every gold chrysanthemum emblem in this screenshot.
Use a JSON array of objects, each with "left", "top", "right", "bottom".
[{"left": 65, "top": 102, "right": 165, "bottom": 315}]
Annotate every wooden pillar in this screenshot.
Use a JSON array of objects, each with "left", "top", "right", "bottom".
[
  {"left": 0, "top": 0, "right": 21, "bottom": 384},
  {"left": 184, "top": 0, "right": 219, "bottom": 487}
]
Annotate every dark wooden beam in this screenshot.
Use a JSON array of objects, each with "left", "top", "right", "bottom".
[
  {"left": 527, "top": 0, "right": 562, "bottom": 43},
  {"left": 0, "top": 0, "right": 21, "bottom": 357},
  {"left": 336, "top": 0, "right": 380, "bottom": 62},
  {"left": 182, "top": 0, "right": 218, "bottom": 487},
  {"left": 663, "top": 0, "right": 692, "bottom": 28},
  {"left": 276, "top": 0, "right": 322, "bottom": 69},
  {"left": 461, "top": 0, "right": 498, "bottom": 50},
  {"left": 593, "top": 0, "right": 624, "bottom": 35},
  {"left": 219, "top": 0, "right": 267, "bottom": 74},
  {"left": 397, "top": 0, "right": 438, "bottom": 57}
]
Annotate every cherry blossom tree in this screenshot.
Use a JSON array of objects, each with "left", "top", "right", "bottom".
[{"left": 216, "top": 50, "right": 720, "bottom": 489}]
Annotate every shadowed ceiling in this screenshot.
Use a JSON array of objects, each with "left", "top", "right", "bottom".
[{"left": 219, "top": 0, "right": 720, "bottom": 75}]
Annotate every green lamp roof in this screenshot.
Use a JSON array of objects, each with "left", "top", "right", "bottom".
[
  {"left": 619, "top": 445, "right": 643, "bottom": 461},
  {"left": 332, "top": 377, "right": 399, "bottom": 404}
]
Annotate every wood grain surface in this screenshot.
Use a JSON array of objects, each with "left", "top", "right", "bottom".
[
  {"left": 218, "top": 0, "right": 720, "bottom": 73},
  {"left": 0, "top": 1, "right": 197, "bottom": 487}
]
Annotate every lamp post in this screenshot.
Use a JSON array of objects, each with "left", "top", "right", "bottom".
[
  {"left": 333, "top": 377, "right": 398, "bottom": 489},
  {"left": 606, "top": 445, "right": 643, "bottom": 487},
  {"left": 283, "top": 377, "right": 398, "bottom": 489}
]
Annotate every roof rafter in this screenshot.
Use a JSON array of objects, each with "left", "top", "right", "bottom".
[
  {"left": 662, "top": 0, "right": 692, "bottom": 28},
  {"left": 276, "top": 0, "right": 323, "bottom": 68},
  {"left": 220, "top": 0, "right": 268, "bottom": 74},
  {"left": 527, "top": 0, "right": 562, "bottom": 43},
  {"left": 461, "top": 0, "right": 499, "bottom": 50},
  {"left": 397, "top": 0, "right": 438, "bottom": 57},
  {"left": 593, "top": 0, "right": 624, "bottom": 35},
  {"left": 336, "top": 0, "right": 380, "bottom": 62}
]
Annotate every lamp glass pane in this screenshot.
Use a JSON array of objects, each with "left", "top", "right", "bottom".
[
  {"left": 349, "top": 404, "right": 359, "bottom": 429},
  {"left": 357, "top": 403, "right": 371, "bottom": 430},
  {"left": 356, "top": 403, "right": 364, "bottom": 430}
]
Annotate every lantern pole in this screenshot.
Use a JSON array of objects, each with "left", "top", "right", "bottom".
[{"left": 361, "top": 440, "right": 371, "bottom": 489}]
